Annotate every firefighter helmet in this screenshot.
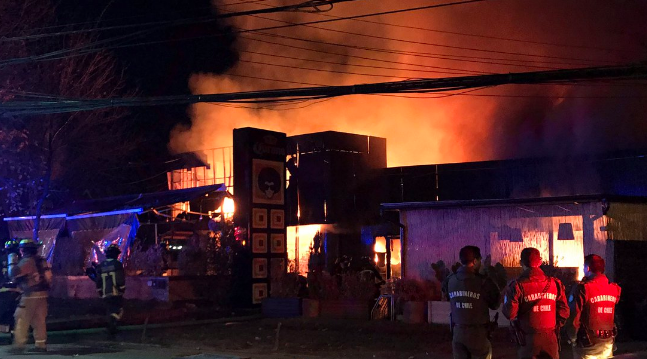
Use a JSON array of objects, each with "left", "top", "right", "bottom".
[
  {"left": 4, "top": 239, "right": 18, "bottom": 250},
  {"left": 18, "top": 239, "right": 38, "bottom": 249},
  {"left": 105, "top": 244, "right": 121, "bottom": 258}
]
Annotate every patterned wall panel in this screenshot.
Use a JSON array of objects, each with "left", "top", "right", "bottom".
[{"left": 402, "top": 201, "right": 604, "bottom": 280}]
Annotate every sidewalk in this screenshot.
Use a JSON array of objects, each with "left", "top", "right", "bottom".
[
  {"left": 2, "top": 340, "right": 646, "bottom": 359},
  {"left": 0, "top": 342, "right": 202, "bottom": 359},
  {"left": 0, "top": 340, "right": 322, "bottom": 359},
  {"left": 2, "top": 316, "right": 647, "bottom": 359}
]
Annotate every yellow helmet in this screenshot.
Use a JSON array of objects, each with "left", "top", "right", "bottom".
[{"left": 18, "top": 239, "right": 38, "bottom": 249}]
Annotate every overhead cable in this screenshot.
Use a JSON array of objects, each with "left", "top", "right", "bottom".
[{"left": 2, "top": 63, "right": 646, "bottom": 115}]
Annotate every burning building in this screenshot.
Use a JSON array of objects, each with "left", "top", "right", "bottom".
[
  {"left": 382, "top": 152, "right": 647, "bottom": 335},
  {"left": 166, "top": 127, "right": 647, "bottom": 312},
  {"left": 284, "top": 131, "right": 387, "bottom": 274}
]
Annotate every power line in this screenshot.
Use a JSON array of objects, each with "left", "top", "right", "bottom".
[
  {"left": 0, "top": 0, "right": 358, "bottom": 43},
  {"left": 208, "top": 68, "right": 647, "bottom": 90},
  {"left": 380, "top": 92, "right": 647, "bottom": 99},
  {"left": 240, "top": 35, "right": 484, "bottom": 75},
  {"left": 244, "top": 0, "right": 629, "bottom": 54},
  {"left": 237, "top": 58, "right": 464, "bottom": 79},
  {"left": 0, "top": 0, "right": 362, "bottom": 67},
  {"left": 246, "top": 31, "right": 607, "bottom": 70},
  {"left": 245, "top": 31, "right": 561, "bottom": 72},
  {"left": 0, "top": 0, "right": 490, "bottom": 68},
  {"left": 2, "top": 64, "right": 646, "bottom": 115},
  {"left": 227, "top": 72, "right": 327, "bottom": 86},
  {"left": 248, "top": 14, "right": 621, "bottom": 65}
]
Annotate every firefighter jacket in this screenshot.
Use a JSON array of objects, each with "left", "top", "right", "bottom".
[
  {"left": 443, "top": 266, "right": 501, "bottom": 325},
  {"left": 9, "top": 255, "right": 51, "bottom": 297},
  {"left": 96, "top": 258, "right": 126, "bottom": 298},
  {"left": 567, "top": 274, "right": 620, "bottom": 339},
  {"left": 502, "top": 267, "right": 569, "bottom": 333}
]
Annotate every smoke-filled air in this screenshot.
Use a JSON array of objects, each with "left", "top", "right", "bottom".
[{"left": 168, "top": 0, "right": 647, "bottom": 166}]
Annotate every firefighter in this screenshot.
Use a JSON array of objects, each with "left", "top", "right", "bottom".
[
  {"left": 503, "top": 247, "right": 569, "bottom": 359},
  {"left": 0, "top": 240, "right": 21, "bottom": 335},
  {"left": 94, "top": 244, "right": 126, "bottom": 336},
  {"left": 442, "top": 246, "right": 501, "bottom": 359},
  {"left": 566, "top": 254, "right": 620, "bottom": 359},
  {"left": 8, "top": 239, "right": 52, "bottom": 354}
]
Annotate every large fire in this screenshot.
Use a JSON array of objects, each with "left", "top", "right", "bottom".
[
  {"left": 287, "top": 224, "right": 322, "bottom": 275},
  {"left": 169, "top": 1, "right": 647, "bottom": 166}
]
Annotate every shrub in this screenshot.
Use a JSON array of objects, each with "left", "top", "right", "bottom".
[
  {"left": 125, "top": 243, "right": 165, "bottom": 276},
  {"left": 340, "top": 272, "right": 379, "bottom": 301},
  {"left": 431, "top": 260, "right": 451, "bottom": 284},
  {"left": 311, "top": 271, "right": 340, "bottom": 300},
  {"left": 176, "top": 241, "right": 207, "bottom": 276},
  {"left": 394, "top": 278, "right": 441, "bottom": 302},
  {"left": 51, "top": 236, "right": 85, "bottom": 276},
  {"left": 270, "top": 272, "right": 303, "bottom": 298}
]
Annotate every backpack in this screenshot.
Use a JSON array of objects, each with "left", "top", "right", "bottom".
[{"left": 35, "top": 257, "right": 53, "bottom": 290}]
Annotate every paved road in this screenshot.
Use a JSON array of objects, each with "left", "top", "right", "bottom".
[
  {"left": 0, "top": 342, "right": 248, "bottom": 359},
  {"left": 2, "top": 341, "right": 647, "bottom": 359}
]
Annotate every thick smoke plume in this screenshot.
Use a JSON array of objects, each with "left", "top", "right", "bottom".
[{"left": 169, "top": 0, "right": 647, "bottom": 166}]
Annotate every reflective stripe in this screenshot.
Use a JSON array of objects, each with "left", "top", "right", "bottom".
[{"left": 111, "top": 310, "right": 124, "bottom": 320}]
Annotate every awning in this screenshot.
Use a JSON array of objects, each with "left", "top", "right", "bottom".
[
  {"left": 3, "top": 184, "right": 227, "bottom": 264},
  {"left": 51, "top": 184, "right": 227, "bottom": 216}
]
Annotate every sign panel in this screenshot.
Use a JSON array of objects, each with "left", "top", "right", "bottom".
[{"left": 233, "top": 128, "right": 287, "bottom": 307}]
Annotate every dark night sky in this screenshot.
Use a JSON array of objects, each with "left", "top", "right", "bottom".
[{"left": 53, "top": 1, "right": 239, "bottom": 193}]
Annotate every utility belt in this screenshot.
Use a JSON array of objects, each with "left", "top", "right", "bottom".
[
  {"left": 452, "top": 313, "right": 498, "bottom": 335},
  {"left": 509, "top": 321, "right": 557, "bottom": 346},
  {"left": 454, "top": 323, "right": 489, "bottom": 328}
]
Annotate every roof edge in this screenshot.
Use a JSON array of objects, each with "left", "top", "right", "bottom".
[{"left": 381, "top": 194, "right": 647, "bottom": 211}]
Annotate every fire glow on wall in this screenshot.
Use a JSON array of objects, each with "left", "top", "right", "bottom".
[
  {"left": 374, "top": 236, "right": 402, "bottom": 279},
  {"left": 287, "top": 224, "right": 322, "bottom": 275}
]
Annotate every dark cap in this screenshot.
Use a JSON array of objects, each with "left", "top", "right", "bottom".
[
  {"left": 584, "top": 254, "right": 605, "bottom": 274},
  {"left": 459, "top": 245, "right": 482, "bottom": 265},
  {"left": 105, "top": 244, "right": 121, "bottom": 258},
  {"left": 520, "top": 247, "right": 542, "bottom": 267}
]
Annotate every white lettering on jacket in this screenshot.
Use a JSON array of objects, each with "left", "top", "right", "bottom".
[
  {"left": 448, "top": 291, "right": 481, "bottom": 299},
  {"left": 523, "top": 293, "right": 556, "bottom": 302},
  {"left": 589, "top": 295, "right": 617, "bottom": 304}
]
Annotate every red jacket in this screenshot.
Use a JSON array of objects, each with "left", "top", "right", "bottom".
[
  {"left": 503, "top": 267, "right": 569, "bottom": 333},
  {"left": 567, "top": 274, "right": 620, "bottom": 340}
]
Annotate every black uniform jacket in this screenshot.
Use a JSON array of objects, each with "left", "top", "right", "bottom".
[{"left": 443, "top": 266, "right": 501, "bottom": 326}]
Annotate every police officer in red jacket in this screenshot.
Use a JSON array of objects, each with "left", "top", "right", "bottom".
[
  {"left": 442, "top": 246, "right": 501, "bottom": 359},
  {"left": 566, "top": 254, "right": 620, "bottom": 359},
  {"left": 503, "top": 247, "right": 569, "bottom": 359}
]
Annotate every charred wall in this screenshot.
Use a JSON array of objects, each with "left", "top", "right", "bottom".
[
  {"left": 385, "top": 151, "right": 647, "bottom": 203},
  {"left": 286, "top": 131, "right": 387, "bottom": 227}
]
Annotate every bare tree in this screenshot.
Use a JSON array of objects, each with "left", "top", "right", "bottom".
[{"left": 0, "top": 0, "right": 137, "bottom": 238}]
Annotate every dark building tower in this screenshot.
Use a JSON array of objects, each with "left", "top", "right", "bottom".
[{"left": 285, "top": 131, "right": 387, "bottom": 266}]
